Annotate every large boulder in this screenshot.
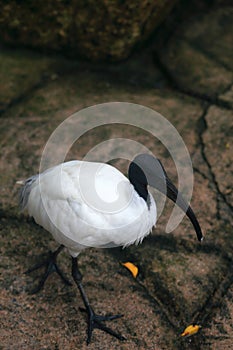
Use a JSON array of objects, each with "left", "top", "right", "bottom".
[{"left": 0, "top": 0, "right": 177, "bottom": 61}]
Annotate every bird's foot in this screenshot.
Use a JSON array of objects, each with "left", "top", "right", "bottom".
[
  {"left": 80, "top": 307, "right": 126, "bottom": 344},
  {"left": 25, "top": 245, "right": 72, "bottom": 293}
]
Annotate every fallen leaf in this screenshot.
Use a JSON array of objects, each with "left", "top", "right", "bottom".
[
  {"left": 181, "top": 324, "right": 201, "bottom": 337},
  {"left": 121, "top": 262, "right": 139, "bottom": 278}
]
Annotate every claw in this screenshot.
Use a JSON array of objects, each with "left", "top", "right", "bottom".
[
  {"left": 85, "top": 307, "right": 126, "bottom": 344},
  {"left": 26, "top": 245, "right": 71, "bottom": 293}
]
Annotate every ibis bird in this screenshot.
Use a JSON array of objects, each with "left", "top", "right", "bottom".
[{"left": 19, "top": 154, "right": 203, "bottom": 344}]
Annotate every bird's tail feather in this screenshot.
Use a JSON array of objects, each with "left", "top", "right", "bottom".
[{"left": 18, "top": 175, "right": 39, "bottom": 210}]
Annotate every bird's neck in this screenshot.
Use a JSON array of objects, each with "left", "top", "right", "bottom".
[
  {"left": 128, "top": 161, "right": 149, "bottom": 204},
  {"left": 131, "top": 182, "right": 149, "bottom": 203}
]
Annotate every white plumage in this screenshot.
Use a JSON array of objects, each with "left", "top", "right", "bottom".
[{"left": 24, "top": 160, "right": 157, "bottom": 256}]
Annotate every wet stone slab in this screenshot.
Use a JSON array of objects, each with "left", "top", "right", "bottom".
[{"left": 1, "top": 3, "right": 233, "bottom": 350}]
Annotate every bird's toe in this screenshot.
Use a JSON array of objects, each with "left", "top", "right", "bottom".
[
  {"left": 25, "top": 246, "right": 71, "bottom": 293},
  {"left": 80, "top": 307, "right": 126, "bottom": 344}
]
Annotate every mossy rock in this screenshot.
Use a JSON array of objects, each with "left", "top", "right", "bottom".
[{"left": 0, "top": 0, "right": 177, "bottom": 61}]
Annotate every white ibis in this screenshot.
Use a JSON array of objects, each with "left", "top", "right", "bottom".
[{"left": 18, "top": 154, "right": 203, "bottom": 344}]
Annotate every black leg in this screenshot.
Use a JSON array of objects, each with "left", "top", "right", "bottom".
[
  {"left": 71, "top": 257, "right": 126, "bottom": 345},
  {"left": 26, "top": 245, "right": 72, "bottom": 293}
]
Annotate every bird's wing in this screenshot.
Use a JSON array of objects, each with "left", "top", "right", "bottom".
[
  {"left": 61, "top": 161, "right": 134, "bottom": 225},
  {"left": 34, "top": 160, "right": 129, "bottom": 202},
  {"left": 26, "top": 161, "right": 132, "bottom": 235}
]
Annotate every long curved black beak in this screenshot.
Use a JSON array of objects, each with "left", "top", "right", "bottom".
[
  {"left": 165, "top": 175, "right": 203, "bottom": 242},
  {"left": 130, "top": 154, "right": 203, "bottom": 242}
]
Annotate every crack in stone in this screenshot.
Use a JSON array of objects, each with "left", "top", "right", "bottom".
[
  {"left": 220, "top": 82, "right": 233, "bottom": 96},
  {"left": 189, "top": 40, "right": 233, "bottom": 74},
  {"left": 135, "top": 278, "right": 180, "bottom": 332},
  {"left": 197, "top": 107, "right": 233, "bottom": 221},
  {"left": 196, "top": 107, "right": 221, "bottom": 221},
  {"left": 193, "top": 166, "right": 210, "bottom": 181},
  {"left": 0, "top": 74, "right": 52, "bottom": 117},
  {"left": 192, "top": 257, "right": 233, "bottom": 326},
  {"left": 153, "top": 52, "right": 233, "bottom": 110}
]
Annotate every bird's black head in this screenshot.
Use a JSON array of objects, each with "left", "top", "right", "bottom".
[{"left": 128, "top": 154, "right": 203, "bottom": 242}]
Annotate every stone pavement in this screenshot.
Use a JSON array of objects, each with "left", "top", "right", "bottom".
[{"left": 0, "top": 3, "right": 233, "bottom": 350}]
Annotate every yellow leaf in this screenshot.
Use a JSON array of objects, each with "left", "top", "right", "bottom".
[
  {"left": 121, "top": 262, "right": 139, "bottom": 278},
  {"left": 181, "top": 324, "right": 201, "bottom": 337}
]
